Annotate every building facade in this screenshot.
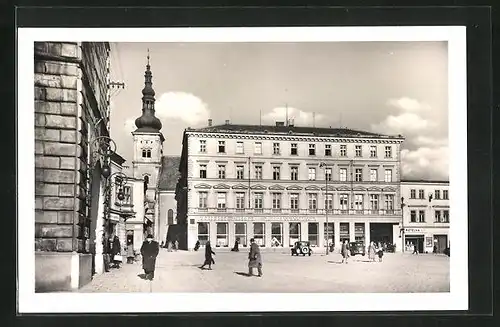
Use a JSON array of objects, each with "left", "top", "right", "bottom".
[
  {"left": 34, "top": 42, "right": 111, "bottom": 291},
  {"left": 400, "top": 180, "right": 450, "bottom": 253},
  {"left": 157, "top": 156, "right": 182, "bottom": 246},
  {"left": 177, "top": 121, "right": 406, "bottom": 251}
]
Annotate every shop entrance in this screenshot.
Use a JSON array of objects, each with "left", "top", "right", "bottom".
[
  {"left": 370, "top": 223, "right": 394, "bottom": 244},
  {"left": 405, "top": 235, "right": 424, "bottom": 253},
  {"left": 434, "top": 234, "right": 448, "bottom": 253}
]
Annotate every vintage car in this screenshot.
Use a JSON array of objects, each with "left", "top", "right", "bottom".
[
  {"left": 291, "top": 241, "right": 312, "bottom": 256},
  {"left": 349, "top": 242, "right": 366, "bottom": 256}
]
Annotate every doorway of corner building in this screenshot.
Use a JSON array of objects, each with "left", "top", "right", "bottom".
[
  {"left": 434, "top": 234, "right": 448, "bottom": 254},
  {"left": 369, "top": 223, "right": 395, "bottom": 245},
  {"left": 405, "top": 235, "right": 424, "bottom": 254}
]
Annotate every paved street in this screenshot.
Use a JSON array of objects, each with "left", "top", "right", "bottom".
[{"left": 79, "top": 248, "right": 450, "bottom": 293}]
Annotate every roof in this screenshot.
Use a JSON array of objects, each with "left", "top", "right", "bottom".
[
  {"left": 110, "top": 152, "right": 126, "bottom": 166},
  {"left": 158, "top": 155, "right": 181, "bottom": 191},
  {"left": 186, "top": 124, "right": 403, "bottom": 139},
  {"left": 401, "top": 179, "right": 449, "bottom": 184}
]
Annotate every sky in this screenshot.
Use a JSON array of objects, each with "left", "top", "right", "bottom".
[{"left": 109, "top": 41, "right": 448, "bottom": 181}]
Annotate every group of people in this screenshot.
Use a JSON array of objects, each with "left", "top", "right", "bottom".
[{"left": 339, "top": 240, "right": 385, "bottom": 264}]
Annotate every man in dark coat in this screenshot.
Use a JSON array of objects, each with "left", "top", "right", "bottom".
[
  {"left": 140, "top": 234, "right": 159, "bottom": 280},
  {"left": 200, "top": 241, "right": 215, "bottom": 270},
  {"left": 248, "top": 238, "right": 263, "bottom": 277}
]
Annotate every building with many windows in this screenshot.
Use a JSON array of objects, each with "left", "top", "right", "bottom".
[
  {"left": 400, "top": 180, "right": 450, "bottom": 254},
  {"left": 176, "top": 120, "right": 406, "bottom": 251}
]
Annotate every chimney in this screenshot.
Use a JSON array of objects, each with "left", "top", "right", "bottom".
[
  {"left": 225, "top": 119, "right": 230, "bottom": 125},
  {"left": 208, "top": 119, "right": 212, "bottom": 127},
  {"left": 288, "top": 119, "right": 294, "bottom": 127},
  {"left": 276, "top": 121, "right": 285, "bottom": 127}
]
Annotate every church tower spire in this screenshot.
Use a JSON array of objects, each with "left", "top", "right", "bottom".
[{"left": 134, "top": 49, "right": 163, "bottom": 133}]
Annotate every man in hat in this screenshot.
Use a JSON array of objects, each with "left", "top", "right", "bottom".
[
  {"left": 140, "top": 234, "right": 159, "bottom": 280},
  {"left": 248, "top": 238, "right": 263, "bottom": 277}
]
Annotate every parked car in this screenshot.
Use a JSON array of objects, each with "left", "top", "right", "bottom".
[
  {"left": 349, "top": 242, "right": 366, "bottom": 256},
  {"left": 444, "top": 247, "right": 450, "bottom": 256},
  {"left": 291, "top": 241, "right": 312, "bottom": 256},
  {"left": 384, "top": 243, "right": 396, "bottom": 253}
]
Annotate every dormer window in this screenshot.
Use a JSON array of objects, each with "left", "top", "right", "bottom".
[{"left": 142, "top": 148, "right": 152, "bottom": 158}]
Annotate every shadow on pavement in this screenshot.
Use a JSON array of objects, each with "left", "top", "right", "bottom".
[
  {"left": 234, "top": 272, "right": 251, "bottom": 277},
  {"left": 137, "top": 273, "right": 148, "bottom": 280},
  {"left": 327, "top": 260, "right": 346, "bottom": 264}
]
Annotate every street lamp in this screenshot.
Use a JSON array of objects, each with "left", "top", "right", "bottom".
[
  {"left": 400, "top": 196, "right": 405, "bottom": 253},
  {"left": 319, "top": 162, "right": 329, "bottom": 255}
]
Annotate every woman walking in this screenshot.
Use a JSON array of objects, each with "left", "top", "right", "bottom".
[
  {"left": 200, "top": 241, "right": 215, "bottom": 270},
  {"left": 248, "top": 238, "right": 263, "bottom": 276},
  {"left": 341, "top": 240, "right": 349, "bottom": 264},
  {"left": 126, "top": 239, "right": 135, "bottom": 264},
  {"left": 376, "top": 244, "right": 384, "bottom": 262},
  {"left": 368, "top": 241, "right": 377, "bottom": 262},
  {"left": 110, "top": 235, "right": 122, "bottom": 268}
]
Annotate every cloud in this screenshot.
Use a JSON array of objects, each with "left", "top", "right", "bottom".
[
  {"left": 124, "top": 118, "right": 136, "bottom": 134},
  {"left": 401, "top": 146, "right": 449, "bottom": 180},
  {"left": 387, "top": 97, "right": 431, "bottom": 112},
  {"left": 262, "top": 107, "right": 327, "bottom": 127},
  {"left": 155, "top": 92, "right": 210, "bottom": 126},
  {"left": 371, "top": 112, "right": 436, "bottom": 135}
]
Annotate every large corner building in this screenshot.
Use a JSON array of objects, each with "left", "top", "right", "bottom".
[{"left": 176, "top": 120, "right": 406, "bottom": 251}]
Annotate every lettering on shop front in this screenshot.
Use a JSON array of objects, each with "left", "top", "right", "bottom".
[{"left": 196, "top": 216, "right": 319, "bottom": 222}]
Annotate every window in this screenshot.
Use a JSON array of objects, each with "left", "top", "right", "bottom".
[
  {"left": 254, "top": 142, "right": 262, "bottom": 155},
  {"left": 254, "top": 192, "right": 263, "bottom": 210},
  {"left": 289, "top": 222, "right": 301, "bottom": 245},
  {"left": 324, "top": 194, "right": 333, "bottom": 211},
  {"left": 235, "top": 193, "right": 245, "bottom": 210},
  {"left": 385, "top": 146, "right": 392, "bottom": 158},
  {"left": 273, "top": 166, "right": 281, "bottom": 180},
  {"left": 254, "top": 165, "right": 262, "bottom": 179},
  {"left": 354, "top": 223, "right": 365, "bottom": 243},
  {"left": 410, "top": 189, "right": 416, "bottom": 199},
  {"left": 199, "top": 164, "right": 207, "bottom": 178},
  {"left": 290, "top": 193, "right": 299, "bottom": 212},
  {"left": 355, "top": 145, "right": 362, "bottom": 157},
  {"left": 416, "top": 210, "right": 425, "bottom": 222},
  {"left": 384, "top": 169, "right": 392, "bottom": 182},
  {"left": 217, "top": 165, "right": 226, "bottom": 179},
  {"left": 308, "top": 223, "right": 319, "bottom": 246},
  {"left": 354, "top": 194, "right": 363, "bottom": 212},
  {"left": 384, "top": 194, "right": 394, "bottom": 214},
  {"left": 340, "top": 223, "right": 350, "bottom": 243},
  {"left": 435, "top": 190, "right": 441, "bottom": 200},
  {"left": 370, "top": 145, "right": 377, "bottom": 158},
  {"left": 197, "top": 222, "right": 209, "bottom": 245},
  {"left": 218, "top": 140, "right": 226, "bottom": 153},
  {"left": 216, "top": 223, "right": 228, "bottom": 247},
  {"left": 217, "top": 192, "right": 226, "bottom": 211},
  {"left": 290, "top": 166, "right": 298, "bottom": 180},
  {"left": 369, "top": 169, "right": 378, "bottom": 182},
  {"left": 271, "top": 223, "right": 283, "bottom": 247},
  {"left": 253, "top": 223, "right": 265, "bottom": 246},
  {"left": 325, "top": 168, "right": 332, "bottom": 181},
  {"left": 443, "top": 210, "right": 449, "bottom": 222},
  {"left": 308, "top": 193, "right": 318, "bottom": 212},
  {"left": 236, "top": 141, "right": 244, "bottom": 154},
  {"left": 434, "top": 210, "right": 441, "bottom": 222},
  {"left": 443, "top": 190, "right": 449, "bottom": 200},
  {"left": 324, "top": 222, "right": 334, "bottom": 245},
  {"left": 339, "top": 194, "right": 349, "bottom": 212},
  {"left": 418, "top": 189, "right": 425, "bottom": 199},
  {"left": 339, "top": 168, "right": 347, "bottom": 182},
  {"left": 355, "top": 168, "right": 363, "bottom": 182},
  {"left": 410, "top": 210, "right": 417, "bottom": 222},
  {"left": 167, "top": 209, "right": 174, "bottom": 225},
  {"left": 199, "top": 140, "right": 206, "bottom": 153},
  {"left": 236, "top": 165, "right": 244, "bottom": 179},
  {"left": 142, "top": 148, "right": 152, "bottom": 158},
  {"left": 272, "top": 193, "right": 281, "bottom": 211},
  {"left": 290, "top": 143, "right": 298, "bottom": 155},
  {"left": 370, "top": 194, "right": 379, "bottom": 212},
  {"left": 235, "top": 223, "right": 247, "bottom": 247},
  {"left": 325, "top": 144, "right": 332, "bottom": 156},
  {"left": 308, "top": 167, "right": 316, "bottom": 181},
  {"left": 309, "top": 144, "right": 316, "bottom": 156},
  {"left": 340, "top": 144, "right": 347, "bottom": 157},
  {"left": 273, "top": 143, "right": 280, "bottom": 155},
  {"left": 198, "top": 192, "right": 208, "bottom": 209}
]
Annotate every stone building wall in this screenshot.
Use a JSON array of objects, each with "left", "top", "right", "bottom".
[{"left": 34, "top": 41, "right": 110, "bottom": 291}]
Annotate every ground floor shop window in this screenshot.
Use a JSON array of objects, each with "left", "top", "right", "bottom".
[
  {"left": 235, "top": 222, "right": 247, "bottom": 247},
  {"left": 289, "top": 222, "right": 301, "bottom": 246},
  {"left": 216, "top": 222, "right": 228, "bottom": 247},
  {"left": 354, "top": 223, "right": 365, "bottom": 243},
  {"left": 253, "top": 222, "right": 265, "bottom": 247},
  {"left": 308, "top": 222, "right": 318, "bottom": 246},
  {"left": 198, "top": 222, "right": 209, "bottom": 246},
  {"left": 271, "top": 223, "right": 283, "bottom": 247},
  {"left": 324, "top": 222, "right": 334, "bottom": 246},
  {"left": 340, "top": 222, "right": 350, "bottom": 243}
]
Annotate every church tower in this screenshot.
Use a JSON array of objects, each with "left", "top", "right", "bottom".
[{"left": 132, "top": 51, "right": 165, "bottom": 204}]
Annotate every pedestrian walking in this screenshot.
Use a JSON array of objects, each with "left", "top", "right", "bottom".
[
  {"left": 376, "top": 245, "right": 384, "bottom": 262},
  {"left": 126, "top": 239, "right": 135, "bottom": 264},
  {"left": 341, "top": 240, "right": 349, "bottom": 264},
  {"left": 412, "top": 243, "right": 419, "bottom": 255},
  {"left": 167, "top": 240, "right": 173, "bottom": 252},
  {"left": 433, "top": 244, "right": 437, "bottom": 254},
  {"left": 140, "top": 234, "right": 159, "bottom": 280},
  {"left": 110, "top": 235, "right": 122, "bottom": 268},
  {"left": 200, "top": 241, "right": 215, "bottom": 270},
  {"left": 231, "top": 237, "right": 240, "bottom": 252},
  {"left": 248, "top": 238, "right": 263, "bottom": 276},
  {"left": 174, "top": 240, "right": 179, "bottom": 251},
  {"left": 194, "top": 240, "right": 200, "bottom": 251},
  {"left": 368, "top": 241, "right": 377, "bottom": 262}
]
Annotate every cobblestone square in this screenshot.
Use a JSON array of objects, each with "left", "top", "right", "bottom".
[{"left": 79, "top": 248, "right": 450, "bottom": 293}]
